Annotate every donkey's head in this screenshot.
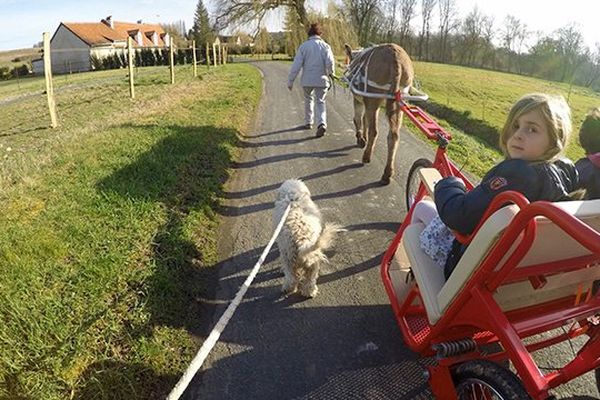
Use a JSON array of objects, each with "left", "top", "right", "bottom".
[{"left": 344, "top": 44, "right": 364, "bottom": 64}]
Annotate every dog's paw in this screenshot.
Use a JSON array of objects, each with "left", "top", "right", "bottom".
[
  {"left": 281, "top": 282, "right": 298, "bottom": 295},
  {"left": 300, "top": 286, "right": 318, "bottom": 298}
]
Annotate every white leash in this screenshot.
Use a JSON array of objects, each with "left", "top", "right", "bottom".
[{"left": 166, "top": 203, "right": 291, "bottom": 400}]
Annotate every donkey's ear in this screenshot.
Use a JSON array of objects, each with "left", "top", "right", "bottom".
[{"left": 344, "top": 44, "right": 353, "bottom": 60}]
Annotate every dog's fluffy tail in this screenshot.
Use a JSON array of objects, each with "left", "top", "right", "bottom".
[
  {"left": 298, "top": 223, "right": 344, "bottom": 263},
  {"left": 316, "top": 223, "right": 342, "bottom": 253}
]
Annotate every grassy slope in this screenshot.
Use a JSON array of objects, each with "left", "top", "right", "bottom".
[
  {"left": 0, "top": 64, "right": 261, "bottom": 399},
  {"left": 414, "top": 62, "right": 600, "bottom": 168}
]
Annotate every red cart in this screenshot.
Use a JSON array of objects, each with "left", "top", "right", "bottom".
[{"left": 381, "top": 97, "right": 600, "bottom": 399}]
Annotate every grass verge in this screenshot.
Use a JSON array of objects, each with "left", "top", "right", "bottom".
[{"left": 0, "top": 64, "right": 261, "bottom": 399}]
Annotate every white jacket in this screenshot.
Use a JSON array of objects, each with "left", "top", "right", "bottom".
[{"left": 288, "top": 36, "right": 335, "bottom": 88}]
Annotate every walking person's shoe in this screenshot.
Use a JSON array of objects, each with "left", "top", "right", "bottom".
[
  {"left": 302, "top": 123, "right": 313, "bottom": 130},
  {"left": 316, "top": 124, "right": 326, "bottom": 137}
]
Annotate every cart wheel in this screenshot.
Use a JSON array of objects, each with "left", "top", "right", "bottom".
[
  {"left": 453, "top": 360, "right": 531, "bottom": 399},
  {"left": 406, "top": 158, "right": 433, "bottom": 211}
]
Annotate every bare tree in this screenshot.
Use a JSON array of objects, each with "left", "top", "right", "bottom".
[
  {"left": 398, "top": 0, "right": 417, "bottom": 48},
  {"left": 254, "top": 27, "right": 272, "bottom": 54},
  {"left": 480, "top": 15, "right": 495, "bottom": 68},
  {"left": 284, "top": 6, "right": 306, "bottom": 57},
  {"left": 456, "top": 7, "right": 486, "bottom": 66},
  {"left": 583, "top": 43, "right": 600, "bottom": 88},
  {"left": 216, "top": 0, "right": 309, "bottom": 31},
  {"left": 556, "top": 23, "right": 586, "bottom": 82},
  {"left": 437, "top": 0, "right": 458, "bottom": 63},
  {"left": 384, "top": 0, "right": 400, "bottom": 43},
  {"left": 417, "top": 0, "right": 436, "bottom": 60},
  {"left": 343, "top": 0, "right": 383, "bottom": 46},
  {"left": 501, "top": 15, "right": 527, "bottom": 72}
]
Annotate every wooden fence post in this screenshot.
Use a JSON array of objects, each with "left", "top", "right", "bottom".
[
  {"left": 222, "top": 46, "right": 227, "bottom": 65},
  {"left": 43, "top": 32, "right": 58, "bottom": 128},
  {"left": 212, "top": 43, "right": 217, "bottom": 67},
  {"left": 169, "top": 37, "right": 175, "bottom": 84},
  {"left": 217, "top": 44, "right": 222, "bottom": 65},
  {"left": 192, "top": 40, "right": 197, "bottom": 77},
  {"left": 205, "top": 42, "right": 210, "bottom": 70},
  {"left": 128, "top": 37, "right": 135, "bottom": 99}
]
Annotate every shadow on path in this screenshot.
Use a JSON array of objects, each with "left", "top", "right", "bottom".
[{"left": 185, "top": 303, "right": 431, "bottom": 400}]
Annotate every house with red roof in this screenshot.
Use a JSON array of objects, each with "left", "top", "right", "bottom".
[{"left": 46, "top": 16, "right": 170, "bottom": 74}]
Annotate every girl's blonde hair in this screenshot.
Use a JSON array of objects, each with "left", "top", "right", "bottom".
[{"left": 499, "top": 93, "right": 572, "bottom": 161}]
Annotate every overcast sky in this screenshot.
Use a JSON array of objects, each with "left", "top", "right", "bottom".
[{"left": 1, "top": 0, "right": 598, "bottom": 51}]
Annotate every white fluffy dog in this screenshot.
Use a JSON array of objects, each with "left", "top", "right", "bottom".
[{"left": 273, "top": 179, "right": 338, "bottom": 298}]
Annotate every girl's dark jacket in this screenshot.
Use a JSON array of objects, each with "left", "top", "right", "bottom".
[
  {"left": 575, "top": 155, "right": 600, "bottom": 200},
  {"left": 434, "top": 158, "right": 579, "bottom": 279}
]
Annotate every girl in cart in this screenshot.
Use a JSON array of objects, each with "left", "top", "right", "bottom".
[
  {"left": 575, "top": 107, "right": 600, "bottom": 199},
  {"left": 411, "top": 93, "right": 579, "bottom": 279}
]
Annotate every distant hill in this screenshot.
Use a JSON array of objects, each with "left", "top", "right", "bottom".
[{"left": 0, "top": 48, "right": 43, "bottom": 68}]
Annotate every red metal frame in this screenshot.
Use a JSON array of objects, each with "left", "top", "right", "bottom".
[{"left": 381, "top": 100, "right": 600, "bottom": 399}]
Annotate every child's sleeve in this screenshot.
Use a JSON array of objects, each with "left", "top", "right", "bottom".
[
  {"left": 575, "top": 158, "right": 592, "bottom": 190},
  {"left": 434, "top": 159, "right": 538, "bottom": 235}
]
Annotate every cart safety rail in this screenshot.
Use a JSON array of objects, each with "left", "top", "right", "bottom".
[{"left": 382, "top": 191, "right": 600, "bottom": 399}]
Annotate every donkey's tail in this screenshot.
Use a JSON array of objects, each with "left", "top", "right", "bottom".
[{"left": 389, "top": 45, "right": 415, "bottom": 107}]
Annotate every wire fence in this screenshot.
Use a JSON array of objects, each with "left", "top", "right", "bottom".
[{"left": 0, "top": 34, "right": 230, "bottom": 137}]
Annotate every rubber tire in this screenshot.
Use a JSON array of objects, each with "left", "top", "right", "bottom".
[
  {"left": 453, "top": 360, "right": 531, "bottom": 400},
  {"left": 405, "top": 158, "right": 433, "bottom": 211}
]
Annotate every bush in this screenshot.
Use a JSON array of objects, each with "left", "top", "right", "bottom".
[
  {"left": 11, "top": 64, "right": 29, "bottom": 78},
  {"left": 0, "top": 64, "right": 30, "bottom": 80},
  {"left": 161, "top": 49, "right": 170, "bottom": 65},
  {"left": 176, "top": 49, "right": 186, "bottom": 65},
  {"left": 91, "top": 55, "right": 103, "bottom": 70},
  {"left": 185, "top": 49, "right": 194, "bottom": 64},
  {"left": 0, "top": 66, "right": 10, "bottom": 80}
]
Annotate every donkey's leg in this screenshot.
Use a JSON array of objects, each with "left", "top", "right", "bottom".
[
  {"left": 353, "top": 96, "right": 366, "bottom": 148},
  {"left": 362, "top": 99, "right": 382, "bottom": 164},
  {"left": 381, "top": 101, "right": 403, "bottom": 184}
]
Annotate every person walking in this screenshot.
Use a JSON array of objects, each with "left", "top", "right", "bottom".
[{"left": 287, "top": 23, "right": 335, "bottom": 137}]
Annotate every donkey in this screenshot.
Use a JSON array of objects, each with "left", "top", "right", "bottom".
[{"left": 343, "top": 44, "right": 414, "bottom": 185}]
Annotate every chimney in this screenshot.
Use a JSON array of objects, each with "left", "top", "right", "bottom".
[{"left": 102, "top": 15, "right": 114, "bottom": 29}]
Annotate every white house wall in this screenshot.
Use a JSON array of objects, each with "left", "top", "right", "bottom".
[
  {"left": 31, "top": 59, "right": 44, "bottom": 75},
  {"left": 50, "top": 25, "right": 92, "bottom": 73},
  {"left": 90, "top": 43, "right": 127, "bottom": 64}
]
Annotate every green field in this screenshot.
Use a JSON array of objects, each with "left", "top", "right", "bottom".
[
  {"left": 0, "top": 64, "right": 262, "bottom": 399},
  {"left": 414, "top": 61, "right": 600, "bottom": 165}
]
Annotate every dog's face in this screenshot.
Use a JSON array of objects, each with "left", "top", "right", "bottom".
[{"left": 276, "top": 179, "right": 311, "bottom": 203}]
